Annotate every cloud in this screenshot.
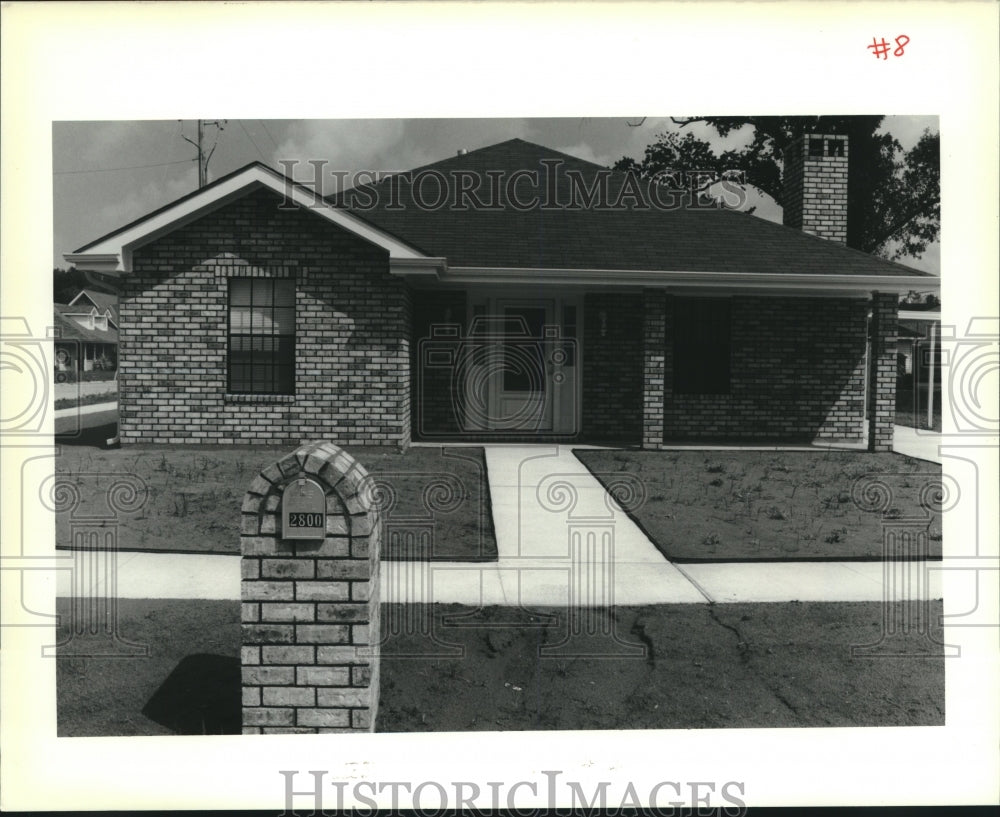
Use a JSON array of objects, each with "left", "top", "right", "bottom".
[
  {"left": 94, "top": 171, "right": 198, "bottom": 236},
  {"left": 879, "top": 115, "right": 939, "bottom": 151},
  {"left": 275, "top": 120, "right": 410, "bottom": 193}
]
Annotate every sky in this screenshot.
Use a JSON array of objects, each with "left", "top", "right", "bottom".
[{"left": 52, "top": 115, "right": 940, "bottom": 275}]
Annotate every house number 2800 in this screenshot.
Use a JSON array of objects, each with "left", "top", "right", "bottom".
[{"left": 287, "top": 512, "right": 323, "bottom": 527}]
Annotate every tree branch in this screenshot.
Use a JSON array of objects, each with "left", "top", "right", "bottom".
[
  {"left": 868, "top": 194, "right": 940, "bottom": 251},
  {"left": 670, "top": 117, "right": 707, "bottom": 128}
]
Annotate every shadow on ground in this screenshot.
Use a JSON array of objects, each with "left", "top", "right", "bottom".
[
  {"left": 142, "top": 654, "right": 241, "bottom": 735},
  {"left": 57, "top": 598, "right": 945, "bottom": 735},
  {"left": 55, "top": 422, "right": 118, "bottom": 448}
]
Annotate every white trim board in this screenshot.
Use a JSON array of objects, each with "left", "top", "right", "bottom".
[{"left": 65, "top": 164, "right": 432, "bottom": 273}]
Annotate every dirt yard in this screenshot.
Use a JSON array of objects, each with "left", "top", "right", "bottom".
[
  {"left": 56, "top": 599, "right": 945, "bottom": 736},
  {"left": 54, "top": 444, "right": 496, "bottom": 561},
  {"left": 575, "top": 449, "right": 944, "bottom": 561}
]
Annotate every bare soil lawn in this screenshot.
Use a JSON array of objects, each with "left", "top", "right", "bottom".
[
  {"left": 56, "top": 599, "right": 945, "bottom": 735},
  {"left": 54, "top": 444, "right": 496, "bottom": 561},
  {"left": 575, "top": 449, "right": 943, "bottom": 561}
]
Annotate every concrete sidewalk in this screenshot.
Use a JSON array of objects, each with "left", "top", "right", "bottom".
[
  {"left": 53, "top": 400, "right": 118, "bottom": 435},
  {"left": 51, "top": 548, "right": 943, "bottom": 604},
  {"left": 53, "top": 445, "right": 943, "bottom": 605},
  {"left": 54, "top": 381, "right": 117, "bottom": 400}
]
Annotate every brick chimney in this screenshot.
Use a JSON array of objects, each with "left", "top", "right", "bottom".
[{"left": 782, "top": 134, "right": 848, "bottom": 243}]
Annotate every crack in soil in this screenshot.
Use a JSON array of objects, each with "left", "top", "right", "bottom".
[
  {"left": 706, "top": 605, "right": 751, "bottom": 663},
  {"left": 629, "top": 619, "right": 656, "bottom": 667},
  {"left": 706, "top": 606, "right": 808, "bottom": 719},
  {"left": 772, "top": 689, "right": 802, "bottom": 716}
]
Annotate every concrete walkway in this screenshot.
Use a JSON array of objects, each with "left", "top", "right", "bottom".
[
  {"left": 53, "top": 400, "right": 118, "bottom": 435},
  {"left": 54, "top": 381, "right": 117, "bottom": 400},
  {"left": 54, "top": 444, "right": 943, "bottom": 605}
]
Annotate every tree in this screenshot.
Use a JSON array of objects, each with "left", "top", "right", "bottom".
[
  {"left": 53, "top": 267, "right": 120, "bottom": 304},
  {"left": 615, "top": 116, "right": 940, "bottom": 261}
]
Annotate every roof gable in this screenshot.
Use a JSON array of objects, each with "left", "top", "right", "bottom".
[
  {"left": 70, "top": 288, "right": 116, "bottom": 310},
  {"left": 66, "top": 163, "right": 433, "bottom": 273}
]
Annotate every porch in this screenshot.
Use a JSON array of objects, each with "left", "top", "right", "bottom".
[{"left": 409, "top": 286, "right": 900, "bottom": 452}]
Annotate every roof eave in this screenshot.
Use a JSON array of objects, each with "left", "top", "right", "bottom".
[
  {"left": 441, "top": 266, "right": 939, "bottom": 295},
  {"left": 67, "top": 165, "right": 429, "bottom": 273},
  {"left": 62, "top": 253, "right": 122, "bottom": 273},
  {"left": 389, "top": 257, "right": 448, "bottom": 278}
]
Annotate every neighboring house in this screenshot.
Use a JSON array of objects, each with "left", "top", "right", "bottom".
[
  {"left": 897, "top": 308, "right": 942, "bottom": 379},
  {"left": 896, "top": 324, "right": 924, "bottom": 375},
  {"left": 68, "top": 288, "right": 120, "bottom": 329},
  {"left": 53, "top": 294, "right": 119, "bottom": 376},
  {"left": 64, "top": 135, "right": 937, "bottom": 450}
]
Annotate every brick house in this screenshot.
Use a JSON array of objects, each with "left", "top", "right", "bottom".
[{"left": 64, "top": 135, "right": 937, "bottom": 450}]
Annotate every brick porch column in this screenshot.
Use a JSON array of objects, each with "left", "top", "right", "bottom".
[
  {"left": 642, "top": 290, "right": 666, "bottom": 449},
  {"left": 867, "top": 292, "right": 898, "bottom": 452}
]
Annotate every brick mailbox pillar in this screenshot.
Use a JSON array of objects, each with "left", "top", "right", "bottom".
[{"left": 240, "top": 441, "right": 381, "bottom": 734}]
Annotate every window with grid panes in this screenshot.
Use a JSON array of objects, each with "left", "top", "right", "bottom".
[{"left": 227, "top": 279, "right": 295, "bottom": 394}]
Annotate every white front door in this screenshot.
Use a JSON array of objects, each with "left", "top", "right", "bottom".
[
  {"left": 464, "top": 294, "right": 579, "bottom": 435},
  {"left": 494, "top": 299, "right": 555, "bottom": 432}
]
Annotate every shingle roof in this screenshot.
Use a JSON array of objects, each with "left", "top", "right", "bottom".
[
  {"left": 53, "top": 306, "right": 118, "bottom": 343},
  {"left": 70, "top": 289, "right": 119, "bottom": 323},
  {"left": 336, "top": 138, "right": 932, "bottom": 278}
]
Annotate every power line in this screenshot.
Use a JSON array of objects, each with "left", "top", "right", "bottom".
[
  {"left": 54, "top": 158, "right": 192, "bottom": 176},
  {"left": 258, "top": 120, "right": 280, "bottom": 151},
  {"left": 237, "top": 119, "right": 268, "bottom": 163}
]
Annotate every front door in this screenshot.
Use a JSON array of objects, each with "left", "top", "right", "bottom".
[
  {"left": 494, "top": 300, "right": 555, "bottom": 432},
  {"left": 463, "top": 295, "right": 579, "bottom": 435}
]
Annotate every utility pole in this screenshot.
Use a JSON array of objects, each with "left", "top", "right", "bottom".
[{"left": 180, "top": 119, "right": 226, "bottom": 189}]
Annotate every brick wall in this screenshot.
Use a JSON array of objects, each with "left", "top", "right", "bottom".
[
  {"left": 410, "top": 290, "right": 467, "bottom": 437},
  {"left": 867, "top": 292, "right": 898, "bottom": 451},
  {"left": 642, "top": 292, "right": 667, "bottom": 448},
  {"left": 240, "top": 442, "right": 380, "bottom": 733},
  {"left": 119, "top": 188, "right": 410, "bottom": 446},
  {"left": 581, "top": 292, "right": 643, "bottom": 442},
  {"left": 660, "top": 294, "right": 868, "bottom": 442},
  {"left": 783, "top": 134, "right": 849, "bottom": 244}
]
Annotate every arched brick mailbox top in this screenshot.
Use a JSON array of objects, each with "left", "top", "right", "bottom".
[
  {"left": 241, "top": 441, "right": 378, "bottom": 549},
  {"left": 240, "top": 441, "right": 381, "bottom": 735}
]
